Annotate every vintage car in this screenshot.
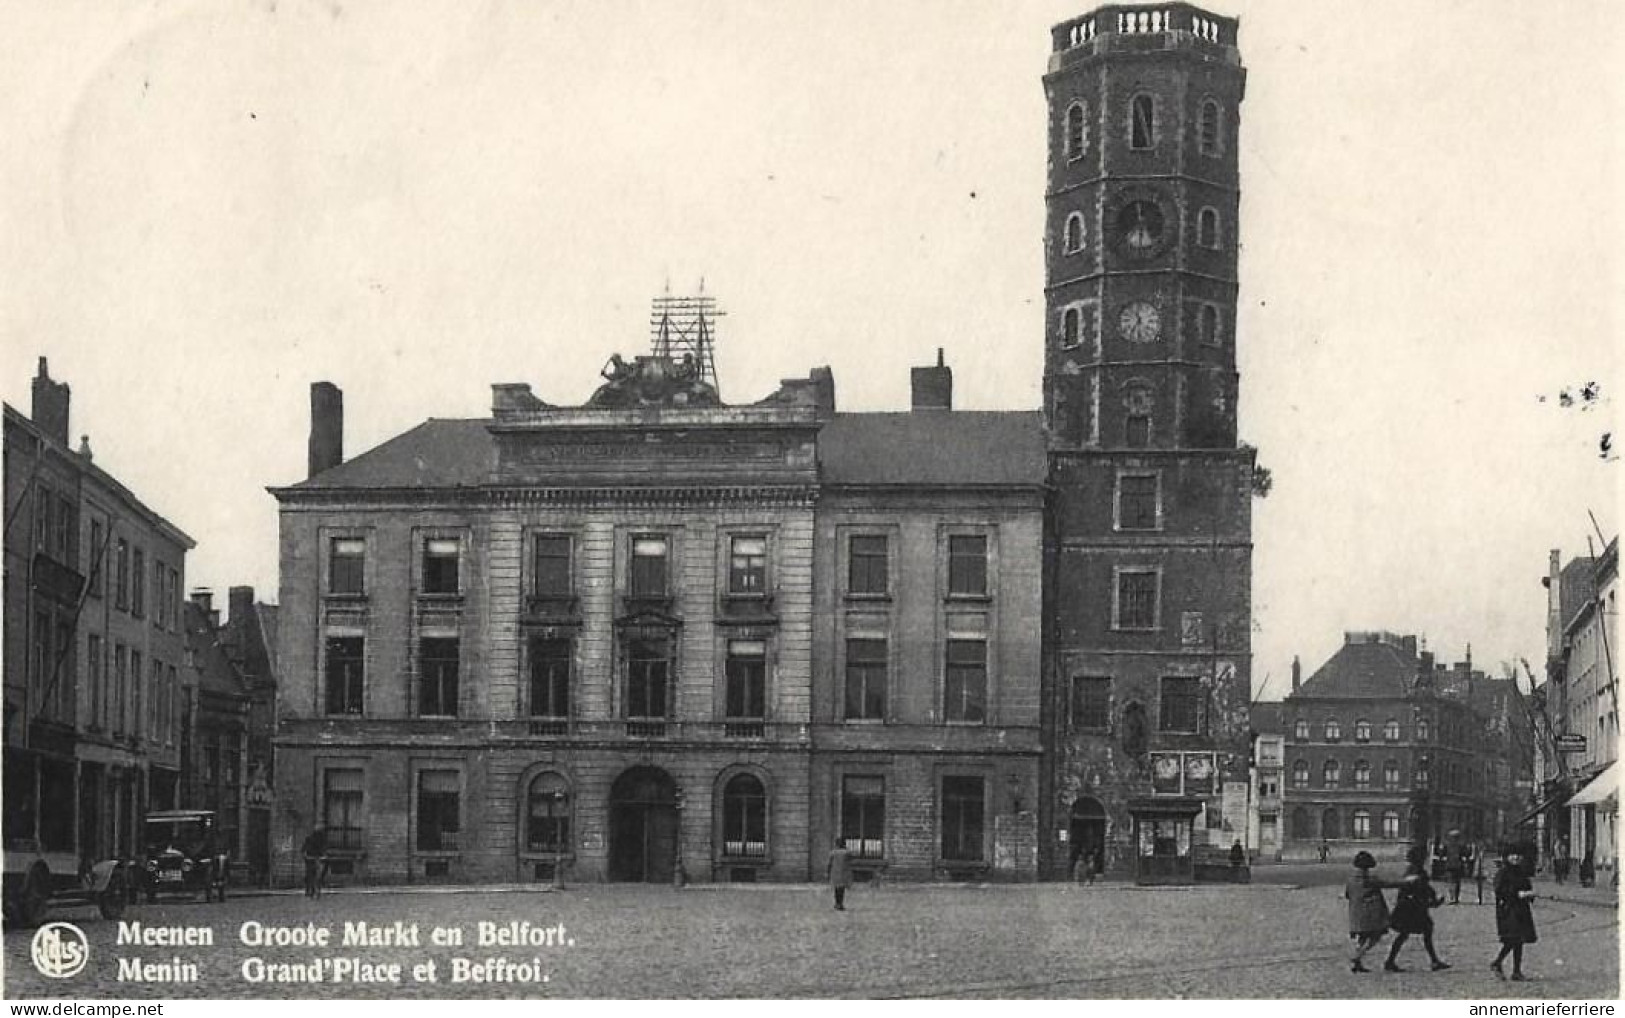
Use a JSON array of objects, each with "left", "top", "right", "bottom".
[
  {"left": 2, "top": 838, "right": 128, "bottom": 927},
  {"left": 138, "top": 810, "right": 228, "bottom": 903}
]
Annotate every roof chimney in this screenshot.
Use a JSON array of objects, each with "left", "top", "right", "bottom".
[
  {"left": 228, "top": 586, "right": 255, "bottom": 625},
  {"left": 308, "top": 382, "right": 344, "bottom": 479},
  {"left": 30, "top": 357, "right": 70, "bottom": 447},
  {"left": 1291, "top": 655, "right": 1301, "bottom": 692},
  {"left": 910, "top": 348, "right": 952, "bottom": 411},
  {"left": 189, "top": 588, "right": 219, "bottom": 628}
]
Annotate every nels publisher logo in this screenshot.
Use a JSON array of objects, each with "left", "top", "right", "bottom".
[{"left": 31, "top": 922, "right": 89, "bottom": 978}]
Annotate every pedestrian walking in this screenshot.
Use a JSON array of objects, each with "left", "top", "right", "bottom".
[
  {"left": 301, "top": 826, "right": 327, "bottom": 899},
  {"left": 827, "top": 836, "right": 852, "bottom": 911},
  {"left": 1345, "top": 850, "right": 1396, "bottom": 973},
  {"left": 1444, "top": 833, "right": 1465, "bottom": 904},
  {"left": 1229, "top": 840, "right": 1245, "bottom": 868},
  {"left": 1473, "top": 843, "right": 1487, "bottom": 904},
  {"left": 1552, "top": 838, "right": 1569, "bottom": 885},
  {"left": 1319, "top": 840, "right": 1330, "bottom": 863},
  {"left": 1384, "top": 845, "right": 1450, "bottom": 972},
  {"left": 1491, "top": 847, "right": 1538, "bottom": 981},
  {"left": 1578, "top": 851, "right": 1595, "bottom": 888}
]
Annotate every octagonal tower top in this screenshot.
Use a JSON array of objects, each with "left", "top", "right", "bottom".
[{"left": 1050, "top": 4, "right": 1240, "bottom": 72}]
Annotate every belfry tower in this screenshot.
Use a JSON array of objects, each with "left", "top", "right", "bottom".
[{"left": 1041, "top": 5, "right": 1257, "bottom": 880}]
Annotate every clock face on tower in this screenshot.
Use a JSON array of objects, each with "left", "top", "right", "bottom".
[
  {"left": 1113, "top": 197, "right": 1167, "bottom": 258},
  {"left": 1118, "top": 301, "right": 1161, "bottom": 343}
]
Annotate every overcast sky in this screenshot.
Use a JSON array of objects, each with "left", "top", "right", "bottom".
[{"left": 1, "top": 0, "right": 1616, "bottom": 701}]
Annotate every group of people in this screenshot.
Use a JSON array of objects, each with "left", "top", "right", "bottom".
[{"left": 1345, "top": 845, "right": 1538, "bottom": 981}]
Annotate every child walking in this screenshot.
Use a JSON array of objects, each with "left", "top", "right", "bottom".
[
  {"left": 1385, "top": 845, "right": 1450, "bottom": 971},
  {"left": 1491, "top": 848, "right": 1538, "bottom": 981},
  {"left": 1345, "top": 850, "right": 1395, "bottom": 973}
]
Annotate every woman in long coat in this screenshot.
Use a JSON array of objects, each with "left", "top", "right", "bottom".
[
  {"left": 1385, "top": 845, "right": 1449, "bottom": 971},
  {"left": 1345, "top": 851, "right": 1395, "bottom": 973},
  {"left": 1491, "top": 849, "right": 1537, "bottom": 980}
]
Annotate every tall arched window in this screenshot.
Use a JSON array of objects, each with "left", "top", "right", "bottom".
[
  {"left": 1324, "top": 719, "right": 1341, "bottom": 742},
  {"left": 1292, "top": 760, "right": 1309, "bottom": 789},
  {"left": 1129, "top": 94, "right": 1155, "bottom": 149},
  {"left": 1417, "top": 719, "right": 1431, "bottom": 742},
  {"left": 1291, "top": 807, "right": 1311, "bottom": 840},
  {"left": 1065, "top": 101, "right": 1088, "bottom": 159},
  {"left": 1354, "top": 720, "right": 1371, "bottom": 743},
  {"left": 1384, "top": 760, "right": 1401, "bottom": 790},
  {"left": 1199, "top": 304, "right": 1221, "bottom": 345},
  {"left": 1383, "top": 719, "right": 1400, "bottom": 742},
  {"left": 1064, "top": 212, "right": 1085, "bottom": 253},
  {"left": 1322, "top": 759, "right": 1341, "bottom": 789},
  {"left": 1061, "top": 307, "right": 1081, "bottom": 349},
  {"left": 1197, "top": 207, "right": 1220, "bottom": 249},
  {"left": 1353, "top": 760, "right": 1371, "bottom": 789},
  {"left": 525, "top": 772, "right": 571, "bottom": 853},
  {"left": 1352, "top": 810, "right": 1371, "bottom": 840},
  {"left": 1321, "top": 808, "right": 1340, "bottom": 840},
  {"left": 1198, "top": 99, "right": 1222, "bottom": 156},
  {"left": 1294, "top": 718, "right": 1309, "bottom": 741},
  {"left": 721, "top": 773, "right": 767, "bottom": 858},
  {"left": 1382, "top": 811, "right": 1401, "bottom": 840}
]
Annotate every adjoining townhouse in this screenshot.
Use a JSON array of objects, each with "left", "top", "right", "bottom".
[
  {"left": 179, "top": 593, "right": 253, "bottom": 873},
  {"left": 1281, "top": 632, "right": 1529, "bottom": 861},
  {"left": 1249, "top": 700, "right": 1284, "bottom": 861},
  {"left": 4, "top": 358, "right": 194, "bottom": 869},
  {"left": 810, "top": 357, "right": 1045, "bottom": 881}
]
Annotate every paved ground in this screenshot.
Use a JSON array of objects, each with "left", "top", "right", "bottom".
[{"left": 5, "top": 875, "right": 1617, "bottom": 999}]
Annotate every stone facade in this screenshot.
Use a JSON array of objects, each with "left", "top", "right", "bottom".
[{"left": 1040, "top": 5, "right": 1257, "bottom": 878}]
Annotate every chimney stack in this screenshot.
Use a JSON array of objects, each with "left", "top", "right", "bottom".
[
  {"left": 1290, "top": 655, "right": 1301, "bottom": 692},
  {"left": 190, "top": 588, "right": 219, "bottom": 627},
  {"left": 31, "top": 357, "right": 71, "bottom": 447},
  {"left": 910, "top": 348, "right": 952, "bottom": 411},
  {"left": 228, "top": 586, "right": 255, "bottom": 625},
  {"left": 308, "top": 382, "right": 344, "bottom": 478}
]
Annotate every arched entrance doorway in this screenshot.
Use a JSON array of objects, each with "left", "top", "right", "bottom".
[
  {"left": 1070, "top": 796, "right": 1108, "bottom": 877},
  {"left": 608, "top": 767, "right": 679, "bottom": 883}
]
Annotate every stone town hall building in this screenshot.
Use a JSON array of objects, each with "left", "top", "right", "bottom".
[{"left": 269, "top": 2, "right": 1255, "bottom": 885}]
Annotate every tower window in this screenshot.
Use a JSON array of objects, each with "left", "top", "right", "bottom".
[
  {"left": 1063, "top": 212, "right": 1085, "bottom": 254},
  {"left": 1125, "top": 413, "right": 1151, "bottom": 448},
  {"left": 1197, "top": 207, "right": 1220, "bottom": 249},
  {"left": 1064, "top": 101, "right": 1088, "bottom": 159},
  {"left": 1129, "top": 95, "right": 1156, "bottom": 150},
  {"left": 1198, "top": 99, "right": 1222, "bottom": 156},
  {"left": 1060, "top": 307, "right": 1081, "bottom": 349},
  {"left": 1199, "top": 304, "right": 1221, "bottom": 345}
]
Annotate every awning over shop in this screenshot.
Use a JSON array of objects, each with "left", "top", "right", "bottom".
[
  {"left": 1514, "top": 791, "right": 1570, "bottom": 828},
  {"left": 1566, "top": 761, "right": 1620, "bottom": 807}
]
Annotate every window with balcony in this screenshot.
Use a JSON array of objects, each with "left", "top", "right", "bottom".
[
  {"left": 533, "top": 535, "right": 572, "bottom": 596},
  {"left": 1158, "top": 676, "right": 1201, "bottom": 733},
  {"left": 941, "top": 776, "right": 985, "bottom": 863},
  {"left": 728, "top": 536, "right": 767, "bottom": 596},
  {"left": 848, "top": 535, "right": 888, "bottom": 596},
  {"left": 630, "top": 536, "right": 669, "bottom": 598},
  {"left": 722, "top": 773, "right": 767, "bottom": 859},
  {"left": 526, "top": 772, "right": 570, "bottom": 853},
  {"left": 841, "top": 775, "right": 885, "bottom": 859},
  {"left": 1116, "top": 473, "right": 1159, "bottom": 531},
  {"left": 725, "top": 640, "right": 766, "bottom": 723},
  {"left": 947, "top": 536, "right": 988, "bottom": 597},
  {"left": 422, "top": 539, "right": 461, "bottom": 595},
  {"left": 322, "top": 769, "right": 364, "bottom": 852},
  {"left": 944, "top": 639, "right": 987, "bottom": 723},
  {"left": 329, "top": 538, "right": 365, "bottom": 596},
  {"left": 324, "top": 636, "right": 365, "bottom": 715},
  {"left": 416, "top": 770, "right": 461, "bottom": 852},
  {"left": 528, "top": 637, "right": 571, "bottom": 725},
  {"left": 1070, "top": 676, "right": 1112, "bottom": 731},
  {"left": 625, "top": 637, "right": 671, "bottom": 719},
  {"left": 418, "top": 637, "right": 459, "bottom": 717},
  {"left": 844, "top": 638, "right": 887, "bottom": 721},
  {"left": 1114, "top": 568, "right": 1159, "bottom": 630}
]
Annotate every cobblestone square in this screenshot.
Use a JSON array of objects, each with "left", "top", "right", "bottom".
[{"left": 5, "top": 870, "right": 1617, "bottom": 999}]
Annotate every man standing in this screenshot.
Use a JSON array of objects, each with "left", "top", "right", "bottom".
[
  {"left": 827, "top": 836, "right": 852, "bottom": 911},
  {"left": 1444, "top": 835, "right": 1466, "bottom": 904},
  {"left": 301, "top": 826, "right": 327, "bottom": 899}
]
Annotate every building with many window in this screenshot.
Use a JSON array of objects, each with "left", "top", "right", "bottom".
[
  {"left": 1040, "top": 5, "right": 1258, "bottom": 880},
  {"left": 1281, "top": 632, "right": 1525, "bottom": 861},
  {"left": 4, "top": 358, "right": 194, "bottom": 873}
]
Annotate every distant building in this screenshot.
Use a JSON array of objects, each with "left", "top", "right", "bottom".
[
  {"left": 180, "top": 594, "right": 251, "bottom": 866},
  {"left": 219, "top": 585, "right": 279, "bottom": 884},
  {"left": 1249, "top": 700, "right": 1284, "bottom": 860},
  {"left": 4, "top": 357, "right": 194, "bottom": 867},
  {"left": 1281, "top": 633, "right": 1525, "bottom": 861}
]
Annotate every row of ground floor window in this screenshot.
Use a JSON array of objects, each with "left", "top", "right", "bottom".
[
  {"left": 1278, "top": 802, "right": 1496, "bottom": 859},
  {"left": 270, "top": 747, "right": 1044, "bottom": 885}
]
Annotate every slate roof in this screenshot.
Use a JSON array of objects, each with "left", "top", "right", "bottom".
[
  {"left": 1558, "top": 556, "right": 1597, "bottom": 632},
  {"left": 183, "top": 601, "right": 248, "bottom": 700},
  {"left": 818, "top": 411, "right": 1047, "bottom": 486},
  {"left": 290, "top": 419, "right": 493, "bottom": 490},
  {"left": 1291, "top": 638, "right": 1417, "bottom": 701}
]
